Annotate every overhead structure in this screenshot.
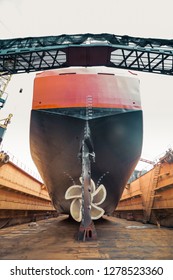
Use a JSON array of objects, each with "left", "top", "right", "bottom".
[
  {"left": 140, "top": 158, "right": 155, "bottom": 165},
  {"left": 0, "top": 33, "right": 173, "bottom": 75},
  {"left": 0, "top": 74, "right": 12, "bottom": 143},
  {"left": 0, "top": 73, "right": 11, "bottom": 108},
  {"left": 0, "top": 113, "right": 13, "bottom": 143}
]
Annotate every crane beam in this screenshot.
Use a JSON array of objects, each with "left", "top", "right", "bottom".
[{"left": 0, "top": 33, "right": 173, "bottom": 75}]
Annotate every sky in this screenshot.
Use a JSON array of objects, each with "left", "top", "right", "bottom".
[{"left": 1, "top": 0, "right": 173, "bottom": 174}]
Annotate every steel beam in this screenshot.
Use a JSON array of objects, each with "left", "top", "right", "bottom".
[{"left": 0, "top": 33, "right": 173, "bottom": 75}]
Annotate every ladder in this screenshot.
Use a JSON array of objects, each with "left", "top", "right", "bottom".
[{"left": 144, "top": 164, "right": 161, "bottom": 222}]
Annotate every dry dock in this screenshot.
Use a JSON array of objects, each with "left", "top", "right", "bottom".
[
  {"left": 0, "top": 159, "right": 56, "bottom": 227},
  {"left": 0, "top": 215, "right": 173, "bottom": 260},
  {"left": 115, "top": 150, "right": 173, "bottom": 227},
  {"left": 0, "top": 150, "right": 173, "bottom": 260}
]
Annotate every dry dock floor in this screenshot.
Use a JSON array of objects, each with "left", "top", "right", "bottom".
[{"left": 0, "top": 215, "right": 173, "bottom": 260}]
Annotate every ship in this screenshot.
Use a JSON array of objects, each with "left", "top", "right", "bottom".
[{"left": 30, "top": 67, "right": 143, "bottom": 240}]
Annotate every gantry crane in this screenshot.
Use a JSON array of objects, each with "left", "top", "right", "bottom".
[
  {"left": 1, "top": 33, "right": 173, "bottom": 76},
  {"left": 0, "top": 73, "right": 12, "bottom": 150},
  {"left": 0, "top": 73, "right": 11, "bottom": 108},
  {"left": 139, "top": 158, "right": 155, "bottom": 165}
]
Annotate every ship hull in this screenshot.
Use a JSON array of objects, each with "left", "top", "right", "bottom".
[
  {"left": 30, "top": 67, "right": 143, "bottom": 220},
  {"left": 30, "top": 108, "right": 142, "bottom": 215}
]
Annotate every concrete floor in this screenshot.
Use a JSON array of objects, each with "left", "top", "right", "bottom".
[{"left": 0, "top": 215, "right": 173, "bottom": 260}]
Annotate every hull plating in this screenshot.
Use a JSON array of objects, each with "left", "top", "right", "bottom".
[{"left": 30, "top": 109, "right": 142, "bottom": 216}]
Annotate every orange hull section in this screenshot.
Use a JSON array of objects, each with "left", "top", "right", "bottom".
[{"left": 32, "top": 69, "right": 141, "bottom": 110}]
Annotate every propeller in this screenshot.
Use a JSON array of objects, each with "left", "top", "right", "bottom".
[{"left": 65, "top": 178, "right": 107, "bottom": 222}]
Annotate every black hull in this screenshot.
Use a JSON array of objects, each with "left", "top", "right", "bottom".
[{"left": 30, "top": 109, "right": 143, "bottom": 215}]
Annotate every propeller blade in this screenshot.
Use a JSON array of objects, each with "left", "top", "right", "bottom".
[
  {"left": 70, "top": 198, "right": 82, "bottom": 222},
  {"left": 65, "top": 185, "right": 82, "bottom": 200},
  {"left": 91, "top": 203, "right": 105, "bottom": 220},
  {"left": 92, "top": 184, "right": 107, "bottom": 205}
]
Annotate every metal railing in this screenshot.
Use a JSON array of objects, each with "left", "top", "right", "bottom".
[{"left": 0, "top": 145, "right": 42, "bottom": 182}]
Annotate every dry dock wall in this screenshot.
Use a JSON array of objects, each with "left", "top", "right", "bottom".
[
  {"left": 0, "top": 161, "right": 56, "bottom": 226},
  {"left": 115, "top": 160, "right": 173, "bottom": 227}
]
